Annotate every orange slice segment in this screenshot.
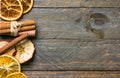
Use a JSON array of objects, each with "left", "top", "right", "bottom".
[
  {"left": 20, "top": 0, "right": 34, "bottom": 14},
  {"left": 0, "top": 0, "right": 23, "bottom": 21}
]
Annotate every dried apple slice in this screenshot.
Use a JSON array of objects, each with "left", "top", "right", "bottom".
[
  {"left": 15, "top": 38, "right": 35, "bottom": 64},
  {"left": 0, "top": 41, "right": 16, "bottom": 55}
]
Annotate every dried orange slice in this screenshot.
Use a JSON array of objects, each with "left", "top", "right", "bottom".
[
  {"left": 0, "top": 55, "right": 21, "bottom": 78},
  {"left": 0, "top": 0, "right": 23, "bottom": 21},
  {"left": 6, "top": 72, "right": 28, "bottom": 78},
  {"left": 0, "top": 41, "right": 15, "bottom": 55},
  {"left": 20, "top": 0, "right": 34, "bottom": 14},
  {"left": 15, "top": 38, "right": 35, "bottom": 64}
]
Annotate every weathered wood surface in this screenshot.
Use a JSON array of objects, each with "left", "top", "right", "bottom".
[
  {"left": 24, "top": 71, "right": 120, "bottom": 78},
  {"left": 0, "top": 7, "right": 120, "bottom": 71},
  {"left": 22, "top": 40, "right": 120, "bottom": 71},
  {"left": 34, "top": 0, "right": 120, "bottom": 7},
  {"left": 22, "top": 8, "right": 120, "bottom": 40},
  {"left": 0, "top": 0, "right": 120, "bottom": 77}
]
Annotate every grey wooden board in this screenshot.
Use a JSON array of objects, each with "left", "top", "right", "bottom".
[
  {"left": 34, "top": 0, "right": 120, "bottom": 7},
  {"left": 24, "top": 71, "right": 120, "bottom": 78},
  {"left": 22, "top": 40, "right": 120, "bottom": 71},
  {"left": 21, "top": 8, "right": 120, "bottom": 40},
  {"left": 0, "top": 0, "right": 120, "bottom": 77},
  {"left": 0, "top": 8, "right": 120, "bottom": 71}
]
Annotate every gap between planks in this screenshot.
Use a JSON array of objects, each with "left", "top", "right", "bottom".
[{"left": 23, "top": 71, "right": 120, "bottom": 78}]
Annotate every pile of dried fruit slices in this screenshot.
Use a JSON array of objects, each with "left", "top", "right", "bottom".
[
  {"left": 0, "top": 39, "right": 35, "bottom": 78},
  {"left": 0, "top": 39, "right": 35, "bottom": 64},
  {"left": 0, "top": 55, "right": 28, "bottom": 78}
]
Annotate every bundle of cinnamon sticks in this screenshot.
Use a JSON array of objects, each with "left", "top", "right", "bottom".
[
  {"left": 0, "top": 20, "right": 36, "bottom": 54},
  {"left": 0, "top": 20, "right": 35, "bottom": 36}
]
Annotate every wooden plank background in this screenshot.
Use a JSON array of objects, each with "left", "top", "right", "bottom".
[
  {"left": 22, "top": 40, "right": 120, "bottom": 71},
  {"left": 34, "top": 0, "right": 120, "bottom": 7},
  {"left": 22, "top": 8, "right": 120, "bottom": 40},
  {"left": 0, "top": 0, "right": 120, "bottom": 78},
  {"left": 24, "top": 71, "right": 120, "bottom": 78}
]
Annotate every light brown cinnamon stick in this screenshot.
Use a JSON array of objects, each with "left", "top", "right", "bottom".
[
  {"left": 0, "top": 30, "right": 36, "bottom": 54},
  {"left": 0, "top": 20, "right": 35, "bottom": 29},
  {"left": 18, "top": 30, "right": 36, "bottom": 37},
  {"left": 0, "top": 25, "right": 35, "bottom": 34},
  {"left": 4, "top": 30, "right": 36, "bottom": 37}
]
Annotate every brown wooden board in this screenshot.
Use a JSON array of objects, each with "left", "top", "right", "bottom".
[
  {"left": 0, "top": 8, "right": 120, "bottom": 71},
  {"left": 34, "top": 0, "right": 120, "bottom": 7},
  {"left": 21, "top": 8, "right": 120, "bottom": 40},
  {"left": 24, "top": 71, "right": 120, "bottom": 78},
  {"left": 0, "top": 0, "right": 120, "bottom": 77},
  {"left": 22, "top": 40, "right": 120, "bottom": 71}
]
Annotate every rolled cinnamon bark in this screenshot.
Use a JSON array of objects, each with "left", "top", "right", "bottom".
[
  {"left": 0, "top": 25, "right": 35, "bottom": 34},
  {"left": 19, "top": 30, "right": 36, "bottom": 37},
  {"left": 0, "top": 30, "right": 36, "bottom": 54},
  {"left": 4, "top": 30, "right": 36, "bottom": 37},
  {"left": 0, "top": 20, "right": 35, "bottom": 29}
]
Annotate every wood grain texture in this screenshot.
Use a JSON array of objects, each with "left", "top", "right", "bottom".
[
  {"left": 1, "top": 8, "right": 120, "bottom": 71},
  {"left": 34, "top": 0, "right": 120, "bottom": 7},
  {"left": 0, "top": 0, "right": 120, "bottom": 76},
  {"left": 21, "top": 8, "right": 120, "bottom": 40},
  {"left": 24, "top": 71, "right": 120, "bottom": 78},
  {"left": 22, "top": 40, "right": 120, "bottom": 71}
]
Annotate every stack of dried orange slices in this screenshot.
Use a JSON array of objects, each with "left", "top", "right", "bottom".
[
  {"left": 0, "top": 0, "right": 34, "bottom": 21},
  {"left": 0, "top": 55, "right": 29, "bottom": 78}
]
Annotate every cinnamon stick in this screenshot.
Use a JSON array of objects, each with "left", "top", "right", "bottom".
[
  {"left": 19, "top": 30, "right": 36, "bottom": 37},
  {"left": 0, "top": 30, "right": 36, "bottom": 54},
  {"left": 4, "top": 30, "right": 36, "bottom": 37},
  {"left": 0, "top": 20, "right": 35, "bottom": 29},
  {"left": 0, "top": 25, "right": 35, "bottom": 34}
]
